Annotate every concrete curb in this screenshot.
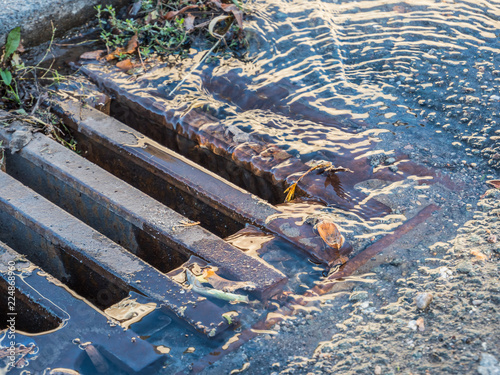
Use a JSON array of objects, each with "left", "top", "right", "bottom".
[{"left": 0, "top": 0, "right": 130, "bottom": 47}]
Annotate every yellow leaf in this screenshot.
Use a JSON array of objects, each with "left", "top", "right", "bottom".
[{"left": 284, "top": 183, "right": 296, "bottom": 202}]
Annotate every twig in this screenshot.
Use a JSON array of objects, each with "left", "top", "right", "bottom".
[
  {"left": 21, "top": 21, "right": 57, "bottom": 78},
  {"left": 172, "top": 220, "right": 200, "bottom": 231},
  {"left": 54, "top": 39, "right": 99, "bottom": 47}
]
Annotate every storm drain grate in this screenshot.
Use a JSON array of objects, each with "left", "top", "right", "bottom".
[{"left": 0, "top": 71, "right": 443, "bottom": 373}]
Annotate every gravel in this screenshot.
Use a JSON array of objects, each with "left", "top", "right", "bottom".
[{"left": 201, "top": 189, "right": 500, "bottom": 375}]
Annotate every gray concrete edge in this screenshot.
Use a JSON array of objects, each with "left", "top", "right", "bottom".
[{"left": 0, "top": 0, "right": 131, "bottom": 47}]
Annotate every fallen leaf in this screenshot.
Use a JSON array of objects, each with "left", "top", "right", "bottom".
[
  {"left": 210, "top": 0, "right": 244, "bottom": 29},
  {"left": 80, "top": 50, "right": 106, "bottom": 60},
  {"left": 116, "top": 59, "right": 136, "bottom": 72},
  {"left": 105, "top": 35, "right": 139, "bottom": 61},
  {"left": 316, "top": 220, "right": 344, "bottom": 250},
  {"left": 221, "top": 4, "right": 244, "bottom": 29},
  {"left": 185, "top": 13, "right": 196, "bottom": 32},
  {"left": 487, "top": 180, "right": 500, "bottom": 189},
  {"left": 145, "top": 10, "right": 159, "bottom": 24},
  {"left": 185, "top": 269, "right": 249, "bottom": 303},
  {"left": 125, "top": 35, "right": 139, "bottom": 54},
  {"left": 208, "top": 15, "right": 232, "bottom": 39},
  {"left": 198, "top": 267, "right": 256, "bottom": 292},
  {"left": 164, "top": 5, "right": 198, "bottom": 20},
  {"left": 201, "top": 268, "right": 216, "bottom": 280},
  {"left": 16, "top": 42, "right": 25, "bottom": 54}
]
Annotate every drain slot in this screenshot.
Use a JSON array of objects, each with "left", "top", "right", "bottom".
[
  {"left": 77, "top": 64, "right": 285, "bottom": 204},
  {"left": 5, "top": 152, "right": 188, "bottom": 274},
  {"left": 0, "top": 170, "right": 235, "bottom": 336},
  {"left": 0, "top": 241, "right": 165, "bottom": 373},
  {"left": 0, "top": 123, "right": 287, "bottom": 299},
  {"left": 0, "top": 273, "right": 62, "bottom": 334},
  {"left": 68, "top": 129, "right": 243, "bottom": 238},
  {"left": 53, "top": 101, "right": 245, "bottom": 239},
  {"left": 0, "top": 188, "right": 130, "bottom": 310}
]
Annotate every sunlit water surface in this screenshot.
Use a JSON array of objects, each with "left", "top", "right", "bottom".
[
  {"left": 158, "top": 0, "right": 500, "bottom": 166},
  {"left": 54, "top": 1, "right": 500, "bottom": 372}
]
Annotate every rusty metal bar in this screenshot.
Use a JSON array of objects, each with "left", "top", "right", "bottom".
[
  {"left": 314, "top": 203, "right": 440, "bottom": 293},
  {"left": 51, "top": 97, "right": 343, "bottom": 266},
  {"left": 0, "top": 171, "right": 232, "bottom": 337},
  {"left": 0, "top": 124, "right": 286, "bottom": 299}
]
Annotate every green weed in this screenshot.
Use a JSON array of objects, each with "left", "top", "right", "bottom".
[
  {"left": 0, "top": 27, "right": 78, "bottom": 154},
  {"left": 1, "top": 27, "right": 22, "bottom": 105},
  {"left": 96, "top": 4, "right": 188, "bottom": 59}
]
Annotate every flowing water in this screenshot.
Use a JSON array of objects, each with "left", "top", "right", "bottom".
[
  {"left": 89, "top": 0, "right": 499, "bottom": 229},
  {"left": 94, "top": 0, "right": 497, "bottom": 265},
  {"left": 151, "top": 1, "right": 499, "bottom": 371},
  {"left": 157, "top": 0, "right": 500, "bottom": 167},
  {"left": 23, "top": 0, "right": 500, "bottom": 373}
]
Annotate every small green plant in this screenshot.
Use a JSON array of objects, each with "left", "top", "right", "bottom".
[
  {"left": 95, "top": 0, "right": 247, "bottom": 64},
  {"left": 96, "top": 4, "right": 188, "bottom": 59},
  {"left": 1, "top": 27, "right": 22, "bottom": 105},
  {"left": 0, "top": 25, "right": 79, "bottom": 156}
]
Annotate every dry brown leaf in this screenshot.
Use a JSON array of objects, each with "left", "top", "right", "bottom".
[
  {"left": 145, "top": 10, "right": 159, "bottom": 24},
  {"left": 80, "top": 50, "right": 106, "bottom": 60},
  {"left": 105, "top": 52, "right": 118, "bottom": 62},
  {"left": 487, "top": 180, "right": 500, "bottom": 189},
  {"left": 208, "top": 15, "right": 231, "bottom": 39},
  {"left": 125, "top": 35, "right": 139, "bottom": 54},
  {"left": 164, "top": 5, "right": 198, "bottom": 20},
  {"left": 221, "top": 4, "right": 244, "bottom": 29},
  {"left": 16, "top": 42, "right": 25, "bottom": 53},
  {"left": 105, "top": 35, "right": 139, "bottom": 61},
  {"left": 116, "top": 59, "right": 136, "bottom": 72},
  {"left": 317, "top": 220, "right": 344, "bottom": 250},
  {"left": 185, "top": 13, "right": 196, "bottom": 32},
  {"left": 210, "top": 0, "right": 244, "bottom": 30}
]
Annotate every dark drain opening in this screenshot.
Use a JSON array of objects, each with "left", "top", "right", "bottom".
[
  {"left": 0, "top": 278, "right": 62, "bottom": 334},
  {"left": 0, "top": 211, "right": 129, "bottom": 310},
  {"left": 58, "top": 114, "right": 245, "bottom": 239},
  {"left": 110, "top": 100, "right": 285, "bottom": 205},
  {"left": 5, "top": 152, "right": 189, "bottom": 274}
]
